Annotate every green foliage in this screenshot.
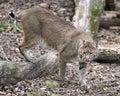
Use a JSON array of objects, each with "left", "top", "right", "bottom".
[
  {"left": 0, "top": 21, "right": 8, "bottom": 32},
  {"left": 103, "top": 86, "right": 109, "bottom": 91},
  {"left": 75, "top": 0, "right": 80, "bottom": 6},
  {"left": 45, "top": 80, "right": 59, "bottom": 90},
  {"left": 0, "top": 62, "right": 19, "bottom": 85},
  {"left": 12, "top": 20, "right": 22, "bottom": 32},
  {"left": 51, "top": 93, "right": 61, "bottom": 96},
  {"left": 0, "top": 20, "right": 22, "bottom": 33},
  {"left": 45, "top": 80, "right": 60, "bottom": 96}
]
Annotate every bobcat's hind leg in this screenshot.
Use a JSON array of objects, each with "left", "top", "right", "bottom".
[
  {"left": 59, "top": 59, "right": 67, "bottom": 81},
  {"left": 19, "top": 35, "right": 38, "bottom": 62},
  {"left": 19, "top": 42, "right": 31, "bottom": 62}
]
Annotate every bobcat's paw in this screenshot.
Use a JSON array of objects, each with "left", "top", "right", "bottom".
[{"left": 79, "top": 80, "right": 91, "bottom": 90}]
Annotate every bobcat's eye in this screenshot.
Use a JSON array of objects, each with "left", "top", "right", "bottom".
[
  {"left": 79, "top": 54, "right": 82, "bottom": 58},
  {"left": 83, "top": 51, "right": 86, "bottom": 54},
  {"left": 90, "top": 52, "right": 92, "bottom": 54}
]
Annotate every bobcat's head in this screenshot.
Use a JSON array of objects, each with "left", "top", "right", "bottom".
[{"left": 78, "top": 40, "right": 98, "bottom": 63}]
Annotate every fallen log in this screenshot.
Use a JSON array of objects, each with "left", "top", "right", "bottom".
[
  {"left": 116, "top": 2, "right": 120, "bottom": 11},
  {"left": 0, "top": 0, "right": 8, "bottom": 4},
  {"left": 100, "top": 17, "right": 120, "bottom": 29},
  {"left": 94, "top": 44, "right": 120, "bottom": 63},
  {"left": 0, "top": 51, "right": 58, "bottom": 86}
]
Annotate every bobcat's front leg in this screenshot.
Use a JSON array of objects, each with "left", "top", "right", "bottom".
[{"left": 79, "top": 62, "right": 90, "bottom": 89}]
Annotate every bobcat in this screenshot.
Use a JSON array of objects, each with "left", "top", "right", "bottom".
[{"left": 19, "top": 7, "right": 98, "bottom": 88}]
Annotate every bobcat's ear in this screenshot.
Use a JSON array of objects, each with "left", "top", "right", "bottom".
[
  {"left": 83, "top": 40, "right": 85, "bottom": 44},
  {"left": 95, "top": 39, "right": 99, "bottom": 48},
  {"left": 94, "top": 36, "right": 99, "bottom": 48},
  {"left": 58, "top": 44, "right": 66, "bottom": 53},
  {"left": 79, "top": 39, "right": 84, "bottom": 47}
]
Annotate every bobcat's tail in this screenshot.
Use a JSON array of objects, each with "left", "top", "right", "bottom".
[{"left": 9, "top": 11, "right": 21, "bottom": 22}]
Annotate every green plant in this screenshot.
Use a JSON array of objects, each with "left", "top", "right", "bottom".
[
  {"left": 103, "top": 86, "right": 109, "bottom": 91},
  {"left": 0, "top": 21, "right": 8, "bottom": 32},
  {"left": 45, "top": 80, "right": 59, "bottom": 90},
  {"left": 12, "top": 20, "right": 22, "bottom": 32},
  {"left": 51, "top": 93, "right": 61, "bottom": 96}
]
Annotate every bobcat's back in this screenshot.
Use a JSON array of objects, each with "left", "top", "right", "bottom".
[{"left": 20, "top": 7, "right": 75, "bottom": 50}]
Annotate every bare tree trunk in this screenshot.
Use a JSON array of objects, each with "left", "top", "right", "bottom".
[{"left": 73, "top": 0, "right": 105, "bottom": 39}]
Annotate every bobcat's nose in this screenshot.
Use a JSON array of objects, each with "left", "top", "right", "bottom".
[
  {"left": 85, "top": 58, "right": 93, "bottom": 62},
  {"left": 86, "top": 59, "right": 90, "bottom": 62}
]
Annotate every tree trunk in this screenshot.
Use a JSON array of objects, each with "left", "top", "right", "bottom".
[{"left": 73, "top": 0, "right": 105, "bottom": 39}]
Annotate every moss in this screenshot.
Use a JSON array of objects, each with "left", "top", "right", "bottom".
[
  {"left": 78, "top": 5, "right": 85, "bottom": 19},
  {"left": 2, "top": 63, "right": 19, "bottom": 75},
  {"left": 75, "top": 0, "right": 84, "bottom": 19},
  {"left": 0, "top": 21, "right": 8, "bottom": 32},
  {"left": 45, "top": 80, "right": 59, "bottom": 90},
  {"left": 90, "top": 4, "right": 102, "bottom": 39},
  {"left": 12, "top": 20, "right": 23, "bottom": 32},
  {"left": 0, "top": 63, "right": 20, "bottom": 85},
  {"left": 75, "top": 0, "right": 79, "bottom": 6}
]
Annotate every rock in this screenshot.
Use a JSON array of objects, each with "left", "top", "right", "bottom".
[
  {"left": 0, "top": 91, "right": 6, "bottom": 96},
  {"left": 40, "top": 3, "right": 49, "bottom": 8}
]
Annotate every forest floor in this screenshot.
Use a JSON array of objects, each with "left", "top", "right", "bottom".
[{"left": 0, "top": 0, "right": 120, "bottom": 96}]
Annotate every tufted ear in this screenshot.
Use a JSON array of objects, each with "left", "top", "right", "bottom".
[
  {"left": 83, "top": 40, "right": 85, "bottom": 44},
  {"left": 94, "top": 39, "right": 99, "bottom": 48},
  {"left": 78, "top": 39, "right": 85, "bottom": 48},
  {"left": 9, "top": 11, "right": 16, "bottom": 20},
  {"left": 58, "top": 44, "right": 66, "bottom": 53}
]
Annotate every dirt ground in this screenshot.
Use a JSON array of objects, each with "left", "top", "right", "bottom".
[{"left": 0, "top": 0, "right": 120, "bottom": 96}]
